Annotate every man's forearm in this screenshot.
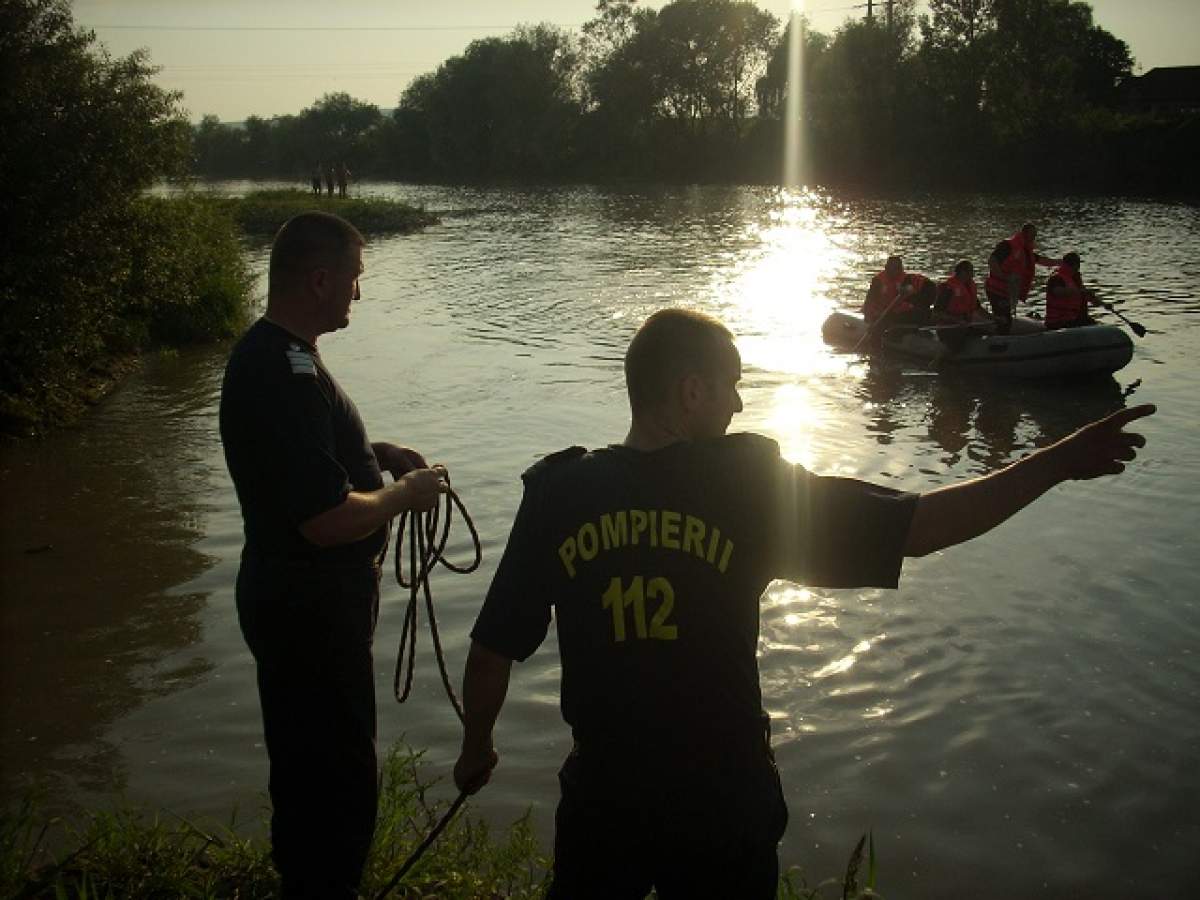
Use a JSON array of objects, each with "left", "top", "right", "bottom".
[
  {"left": 905, "top": 445, "right": 1064, "bottom": 557},
  {"left": 461, "top": 640, "right": 513, "bottom": 754},
  {"left": 299, "top": 481, "right": 413, "bottom": 547}
]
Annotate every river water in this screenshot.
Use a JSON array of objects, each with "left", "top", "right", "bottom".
[{"left": 2, "top": 182, "right": 1198, "bottom": 897}]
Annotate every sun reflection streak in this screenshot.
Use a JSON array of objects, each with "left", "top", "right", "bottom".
[
  {"left": 708, "top": 188, "right": 853, "bottom": 377},
  {"left": 811, "top": 634, "right": 886, "bottom": 680}
]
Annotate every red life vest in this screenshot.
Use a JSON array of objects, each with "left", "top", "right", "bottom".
[
  {"left": 941, "top": 273, "right": 978, "bottom": 318},
  {"left": 1045, "top": 265, "right": 1086, "bottom": 327},
  {"left": 985, "top": 230, "right": 1035, "bottom": 300},
  {"left": 864, "top": 269, "right": 912, "bottom": 321}
]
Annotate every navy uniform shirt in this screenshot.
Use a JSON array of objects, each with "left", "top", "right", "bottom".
[
  {"left": 471, "top": 434, "right": 917, "bottom": 747},
  {"left": 219, "top": 318, "right": 386, "bottom": 568}
]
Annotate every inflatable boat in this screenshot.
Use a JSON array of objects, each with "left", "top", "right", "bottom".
[{"left": 821, "top": 312, "right": 1134, "bottom": 378}]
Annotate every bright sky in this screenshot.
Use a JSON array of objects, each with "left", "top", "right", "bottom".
[{"left": 72, "top": 1, "right": 1200, "bottom": 123}]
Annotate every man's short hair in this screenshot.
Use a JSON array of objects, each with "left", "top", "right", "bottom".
[
  {"left": 624, "top": 309, "right": 736, "bottom": 414},
  {"left": 885, "top": 255, "right": 903, "bottom": 272},
  {"left": 268, "top": 212, "right": 365, "bottom": 299},
  {"left": 954, "top": 259, "right": 973, "bottom": 278},
  {"left": 1063, "top": 251, "right": 1081, "bottom": 269}
]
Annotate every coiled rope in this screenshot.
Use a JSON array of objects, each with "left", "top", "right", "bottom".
[
  {"left": 391, "top": 471, "right": 481, "bottom": 718},
  {"left": 377, "top": 471, "right": 482, "bottom": 900}
]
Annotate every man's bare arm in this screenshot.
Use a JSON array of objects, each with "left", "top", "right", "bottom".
[
  {"left": 454, "top": 640, "right": 513, "bottom": 794},
  {"left": 299, "top": 467, "right": 445, "bottom": 547},
  {"left": 905, "top": 405, "right": 1155, "bottom": 557}
]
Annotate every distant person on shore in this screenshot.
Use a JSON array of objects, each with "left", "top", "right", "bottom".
[
  {"left": 985, "top": 223, "right": 1061, "bottom": 334},
  {"left": 310, "top": 164, "right": 322, "bottom": 197},
  {"left": 324, "top": 163, "right": 335, "bottom": 198},
  {"left": 219, "top": 212, "right": 447, "bottom": 898},
  {"left": 336, "top": 162, "right": 351, "bottom": 199},
  {"left": 451, "top": 307, "right": 1155, "bottom": 900},
  {"left": 934, "top": 260, "right": 992, "bottom": 325},
  {"left": 1045, "top": 252, "right": 1102, "bottom": 329},
  {"left": 863, "top": 256, "right": 934, "bottom": 327}
]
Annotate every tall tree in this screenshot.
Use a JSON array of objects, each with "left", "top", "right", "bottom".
[
  {"left": 396, "top": 26, "right": 582, "bottom": 177},
  {"left": 296, "top": 92, "right": 383, "bottom": 171},
  {"left": 987, "top": 0, "right": 1133, "bottom": 142},
  {"left": 805, "top": 6, "right": 917, "bottom": 178},
  {"left": 650, "top": 0, "right": 779, "bottom": 128},
  {"left": 0, "top": 0, "right": 190, "bottom": 412},
  {"left": 193, "top": 114, "right": 246, "bottom": 175},
  {"left": 918, "top": 0, "right": 995, "bottom": 123},
  {"left": 757, "top": 15, "right": 829, "bottom": 120}
]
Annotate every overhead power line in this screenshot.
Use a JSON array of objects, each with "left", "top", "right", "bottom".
[{"left": 90, "top": 23, "right": 584, "bottom": 32}]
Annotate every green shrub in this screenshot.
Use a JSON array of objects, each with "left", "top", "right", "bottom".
[{"left": 120, "top": 196, "right": 256, "bottom": 347}]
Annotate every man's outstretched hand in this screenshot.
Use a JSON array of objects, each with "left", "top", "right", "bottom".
[{"left": 1051, "top": 404, "right": 1156, "bottom": 481}]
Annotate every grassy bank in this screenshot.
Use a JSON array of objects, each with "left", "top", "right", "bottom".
[
  {"left": 205, "top": 189, "right": 439, "bottom": 238},
  {"left": 2, "top": 743, "right": 878, "bottom": 899},
  {"left": 2, "top": 744, "right": 547, "bottom": 900}
]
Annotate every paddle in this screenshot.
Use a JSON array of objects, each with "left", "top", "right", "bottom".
[
  {"left": 1099, "top": 301, "right": 1147, "bottom": 338},
  {"left": 852, "top": 290, "right": 905, "bottom": 353}
]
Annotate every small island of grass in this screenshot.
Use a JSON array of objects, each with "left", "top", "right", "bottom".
[{"left": 208, "top": 189, "right": 440, "bottom": 238}]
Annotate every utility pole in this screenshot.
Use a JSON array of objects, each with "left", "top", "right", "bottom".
[
  {"left": 886, "top": 0, "right": 894, "bottom": 31},
  {"left": 867, "top": 0, "right": 873, "bottom": 23}
]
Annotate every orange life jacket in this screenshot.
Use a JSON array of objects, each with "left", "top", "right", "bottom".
[
  {"left": 941, "top": 273, "right": 978, "bottom": 318},
  {"left": 864, "top": 269, "right": 912, "bottom": 321},
  {"left": 985, "top": 231, "right": 1035, "bottom": 300},
  {"left": 1045, "top": 265, "right": 1086, "bottom": 327}
]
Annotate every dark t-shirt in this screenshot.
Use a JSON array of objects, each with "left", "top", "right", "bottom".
[
  {"left": 471, "top": 433, "right": 917, "bottom": 746},
  {"left": 219, "top": 318, "right": 386, "bottom": 567}
]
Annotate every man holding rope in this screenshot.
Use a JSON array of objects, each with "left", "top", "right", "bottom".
[
  {"left": 220, "top": 211, "right": 446, "bottom": 899},
  {"left": 453, "top": 307, "right": 1153, "bottom": 899}
]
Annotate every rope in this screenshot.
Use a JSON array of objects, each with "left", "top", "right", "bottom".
[
  {"left": 376, "top": 471, "right": 481, "bottom": 897},
  {"left": 391, "top": 471, "right": 481, "bottom": 720},
  {"left": 375, "top": 790, "right": 470, "bottom": 900}
]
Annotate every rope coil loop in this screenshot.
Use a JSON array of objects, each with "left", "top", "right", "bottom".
[
  {"left": 391, "top": 470, "right": 481, "bottom": 721},
  {"left": 376, "top": 470, "right": 482, "bottom": 898}
]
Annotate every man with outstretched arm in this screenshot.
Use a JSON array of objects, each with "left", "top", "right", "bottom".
[
  {"left": 219, "top": 211, "right": 446, "bottom": 899},
  {"left": 453, "top": 308, "right": 1153, "bottom": 900}
]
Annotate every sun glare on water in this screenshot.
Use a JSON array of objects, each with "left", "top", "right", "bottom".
[{"left": 704, "top": 186, "right": 858, "bottom": 464}]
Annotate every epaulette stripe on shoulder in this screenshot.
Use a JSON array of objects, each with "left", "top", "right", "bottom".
[{"left": 286, "top": 343, "right": 316, "bottom": 376}]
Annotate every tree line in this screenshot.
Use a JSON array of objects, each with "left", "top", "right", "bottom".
[{"left": 192, "top": 0, "right": 1195, "bottom": 193}]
